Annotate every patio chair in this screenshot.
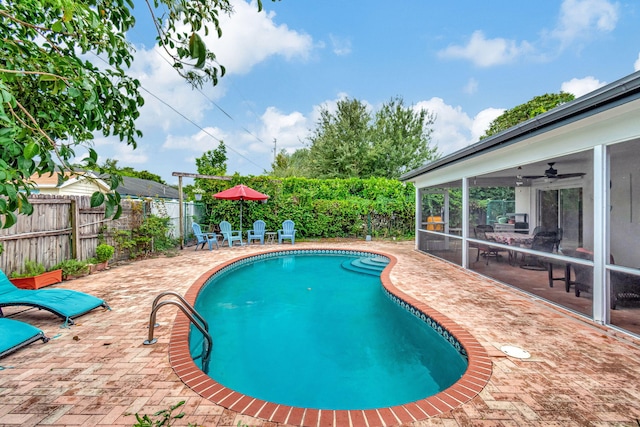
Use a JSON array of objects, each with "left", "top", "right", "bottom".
[
  {"left": 192, "top": 223, "right": 219, "bottom": 251},
  {"left": 247, "top": 220, "right": 266, "bottom": 245},
  {"left": 520, "top": 231, "right": 557, "bottom": 271},
  {"left": 0, "top": 269, "right": 110, "bottom": 327},
  {"left": 570, "top": 251, "right": 639, "bottom": 309},
  {"left": 0, "top": 317, "right": 49, "bottom": 358},
  {"left": 219, "top": 221, "right": 243, "bottom": 247},
  {"left": 278, "top": 220, "right": 296, "bottom": 244}
]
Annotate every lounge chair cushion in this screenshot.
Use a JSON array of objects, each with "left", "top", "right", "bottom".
[
  {"left": 0, "top": 270, "right": 108, "bottom": 325},
  {"left": 0, "top": 317, "right": 48, "bottom": 358}
]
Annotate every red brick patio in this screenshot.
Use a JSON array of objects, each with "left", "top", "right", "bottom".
[{"left": 1, "top": 240, "right": 639, "bottom": 426}]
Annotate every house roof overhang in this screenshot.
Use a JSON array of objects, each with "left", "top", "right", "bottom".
[{"left": 400, "top": 70, "right": 640, "bottom": 182}]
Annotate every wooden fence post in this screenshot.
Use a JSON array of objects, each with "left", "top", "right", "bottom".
[{"left": 70, "top": 199, "right": 80, "bottom": 260}]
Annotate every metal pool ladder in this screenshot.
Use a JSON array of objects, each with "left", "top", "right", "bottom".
[{"left": 143, "top": 291, "right": 213, "bottom": 373}]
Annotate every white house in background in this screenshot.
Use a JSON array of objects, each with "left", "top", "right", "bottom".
[
  {"left": 29, "top": 171, "right": 110, "bottom": 195},
  {"left": 401, "top": 70, "right": 640, "bottom": 338}
]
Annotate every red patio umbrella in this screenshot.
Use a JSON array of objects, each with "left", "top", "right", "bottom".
[{"left": 213, "top": 184, "right": 269, "bottom": 233}]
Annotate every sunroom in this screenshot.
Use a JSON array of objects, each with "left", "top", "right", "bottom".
[{"left": 401, "top": 71, "right": 640, "bottom": 337}]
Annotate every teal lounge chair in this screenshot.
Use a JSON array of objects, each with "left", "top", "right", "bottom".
[
  {"left": 0, "top": 270, "right": 109, "bottom": 327},
  {"left": 278, "top": 220, "right": 296, "bottom": 244},
  {"left": 0, "top": 318, "right": 49, "bottom": 358},
  {"left": 192, "top": 223, "right": 219, "bottom": 251},
  {"left": 247, "top": 220, "right": 266, "bottom": 245},
  {"left": 219, "top": 221, "right": 243, "bottom": 247}
]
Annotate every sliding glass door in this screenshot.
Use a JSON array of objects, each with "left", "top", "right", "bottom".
[{"left": 538, "top": 187, "right": 583, "bottom": 250}]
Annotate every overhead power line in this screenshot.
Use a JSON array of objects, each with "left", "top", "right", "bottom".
[{"left": 139, "top": 86, "right": 267, "bottom": 171}]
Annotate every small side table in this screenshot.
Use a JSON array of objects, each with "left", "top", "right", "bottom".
[{"left": 265, "top": 232, "right": 277, "bottom": 244}]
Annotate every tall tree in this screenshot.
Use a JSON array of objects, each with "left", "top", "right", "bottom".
[
  {"left": 307, "top": 98, "right": 372, "bottom": 179},
  {"left": 269, "top": 148, "right": 311, "bottom": 177},
  {"left": 370, "top": 96, "right": 438, "bottom": 178},
  {"left": 305, "top": 97, "right": 438, "bottom": 179},
  {"left": 481, "top": 92, "right": 575, "bottom": 139},
  {"left": 97, "top": 159, "right": 166, "bottom": 184},
  {"left": 0, "top": 0, "right": 271, "bottom": 227},
  {"left": 195, "top": 141, "right": 228, "bottom": 176}
]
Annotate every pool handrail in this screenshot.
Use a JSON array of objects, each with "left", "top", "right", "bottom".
[
  {"left": 143, "top": 293, "right": 213, "bottom": 372},
  {"left": 149, "top": 291, "right": 209, "bottom": 331}
]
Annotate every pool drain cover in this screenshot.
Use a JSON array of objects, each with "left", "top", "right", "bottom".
[{"left": 500, "top": 345, "right": 531, "bottom": 359}]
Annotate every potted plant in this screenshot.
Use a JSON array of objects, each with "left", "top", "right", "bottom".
[
  {"left": 192, "top": 187, "right": 205, "bottom": 201},
  {"left": 52, "top": 259, "right": 90, "bottom": 280},
  {"left": 89, "top": 243, "right": 114, "bottom": 273},
  {"left": 10, "top": 259, "right": 63, "bottom": 290}
]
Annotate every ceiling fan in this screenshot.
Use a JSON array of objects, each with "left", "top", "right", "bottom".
[{"left": 522, "top": 162, "right": 585, "bottom": 180}]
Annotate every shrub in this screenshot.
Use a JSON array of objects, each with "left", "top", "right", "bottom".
[
  {"left": 52, "top": 259, "right": 90, "bottom": 279},
  {"left": 95, "top": 244, "right": 115, "bottom": 263},
  {"left": 10, "top": 260, "right": 46, "bottom": 278}
]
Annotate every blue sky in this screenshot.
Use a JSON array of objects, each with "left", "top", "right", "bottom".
[{"left": 92, "top": 0, "right": 640, "bottom": 185}]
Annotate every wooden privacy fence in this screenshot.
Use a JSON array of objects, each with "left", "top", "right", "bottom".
[{"left": 0, "top": 194, "right": 144, "bottom": 275}]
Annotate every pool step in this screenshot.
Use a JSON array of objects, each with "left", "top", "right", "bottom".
[{"left": 341, "top": 257, "right": 389, "bottom": 276}]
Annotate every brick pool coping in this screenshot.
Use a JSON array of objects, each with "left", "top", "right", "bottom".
[{"left": 169, "top": 248, "right": 492, "bottom": 427}]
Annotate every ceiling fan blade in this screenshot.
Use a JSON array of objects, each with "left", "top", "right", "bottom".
[
  {"left": 556, "top": 173, "right": 586, "bottom": 179},
  {"left": 522, "top": 175, "right": 544, "bottom": 179}
]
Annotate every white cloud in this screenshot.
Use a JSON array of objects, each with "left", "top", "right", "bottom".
[
  {"left": 125, "top": 0, "right": 314, "bottom": 132},
  {"left": 92, "top": 136, "right": 150, "bottom": 165},
  {"left": 561, "top": 76, "right": 607, "bottom": 97},
  {"left": 413, "top": 98, "right": 502, "bottom": 155},
  {"left": 162, "top": 127, "right": 229, "bottom": 152},
  {"left": 255, "top": 107, "right": 310, "bottom": 153},
  {"left": 438, "top": 30, "right": 533, "bottom": 67},
  {"left": 635, "top": 53, "right": 640, "bottom": 71},
  {"left": 329, "top": 34, "right": 352, "bottom": 56},
  {"left": 551, "top": 0, "right": 619, "bottom": 47},
  {"left": 471, "top": 108, "right": 504, "bottom": 141},
  {"left": 113, "top": 0, "right": 316, "bottom": 176},
  {"left": 205, "top": 0, "right": 314, "bottom": 75},
  {"left": 129, "top": 47, "right": 217, "bottom": 132},
  {"left": 439, "top": 1, "right": 619, "bottom": 67}
]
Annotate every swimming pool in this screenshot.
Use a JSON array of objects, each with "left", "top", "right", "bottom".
[
  {"left": 190, "top": 252, "right": 467, "bottom": 409},
  {"left": 170, "top": 249, "right": 491, "bottom": 426}
]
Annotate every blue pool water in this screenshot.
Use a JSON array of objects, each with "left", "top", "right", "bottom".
[{"left": 190, "top": 253, "right": 467, "bottom": 410}]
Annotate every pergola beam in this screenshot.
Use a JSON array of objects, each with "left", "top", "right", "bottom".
[{"left": 172, "top": 172, "right": 232, "bottom": 249}]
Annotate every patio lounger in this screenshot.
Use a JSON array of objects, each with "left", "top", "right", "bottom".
[
  {"left": 0, "top": 269, "right": 109, "bottom": 327},
  {"left": 0, "top": 317, "right": 49, "bottom": 358}
]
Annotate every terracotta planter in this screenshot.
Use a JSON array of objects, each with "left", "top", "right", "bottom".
[
  {"left": 89, "top": 261, "right": 108, "bottom": 274},
  {"left": 10, "top": 269, "right": 63, "bottom": 290}
]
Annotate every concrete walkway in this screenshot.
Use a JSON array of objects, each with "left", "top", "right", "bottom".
[{"left": 1, "top": 240, "right": 639, "bottom": 426}]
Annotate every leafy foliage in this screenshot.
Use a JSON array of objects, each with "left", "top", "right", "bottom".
[
  {"left": 0, "top": 0, "right": 271, "bottom": 228},
  {"left": 308, "top": 98, "right": 373, "bottom": 178},
  {"left": 106, "top": 214, "right": 177, "bottom": 259},
  {"left": 270, "top": 148, "right": 311, "bottom": 178},
  {"left": 196, "top": 176, "right": 416, "bottom": 239},
  {"left": 481, "top": 92, "right": 575, "bottom": 139},
  {"left": 97, "top": 159, "right": 166, "bottom": 184},
  {"left": 95, "top": 243, "right": 115, "bottom": 263},
  {"left": 298, "top": 97, "right": 438, "bottom": 179},
  {"left": 10, "top": 259, "right": 46, "bottom": 278},
  {"left": 195, "top": 141, "right": 227, "bottom": 176},
  {"left": 128, "top": 400, "right": 197, "bottom": 427},
  {"left": 52, "top": 259, "right": 90, "bottom": 279}
]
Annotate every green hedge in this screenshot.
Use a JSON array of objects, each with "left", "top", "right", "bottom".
[{"left": 196, "top": 176, "right": 416, "bottom": 239}]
